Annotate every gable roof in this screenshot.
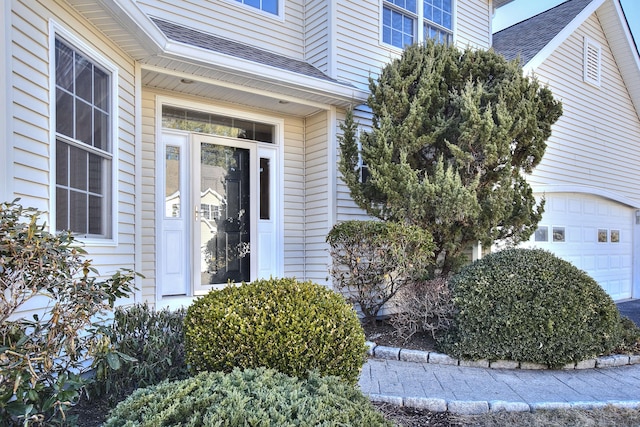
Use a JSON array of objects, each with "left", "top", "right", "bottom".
[
  {"left": 492, "top": 0, "right": 594, "bottom": 64},
  {"left": 492, "top": 0, "right": 640, "bottom": 117}
]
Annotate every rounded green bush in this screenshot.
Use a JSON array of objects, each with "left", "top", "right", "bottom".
[
  {"left": 102, "top": 367, "right": 393, "bottom": 427},
  {"left": 183, "top": 278, "right": 367, "bottom": 384},
  {"left": 441, "top": 248, "right": 621, "bottom": 368}
]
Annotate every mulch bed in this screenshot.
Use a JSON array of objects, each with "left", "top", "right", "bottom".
[{"left": 69, "top": 320, "right": 452, "bottom": 427}]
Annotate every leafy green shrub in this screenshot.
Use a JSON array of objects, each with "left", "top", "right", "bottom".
[
  {"left": 0, "top": 200, "right": 137, "bottom": 426},
  {"left": 184, "top": 278, "right": 366, "bottom": 384},
  {"left": 103, "top": 367, "right": 393, "bottom": 427},
  {"left": 326, "top": 220, "right": 434, "bottom": 322},
  {"left": 390, "top": 278, "right": 454, "bottom": 340},
  {"left": 441, "top": 248, "right": 621, "bottom": 368},
  {"left": 614, "top": 317, "right": 640, "bottom": 354},
  {"left": 91, "top": 303, "right": 188, "bottom": 403}
]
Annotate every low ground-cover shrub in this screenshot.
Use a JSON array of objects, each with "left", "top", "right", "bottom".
[
  {"left": 390, "top": 277, "right": 454, "bottom": 340},
  {"left": 91, "top": 303, "right": 188, "bottom": 403},
  {"left": 441, "top": 248, "right": 621, "bottom": 368},
  {"left": 0, "top": 200, "right": 137, "bottom": 426},
  {"left": 327, "top": 220, "right": 434, "bottom": 323},
  {"left": 103, "top": 367, "right": 393, "bottom": 426},
  {"left": 184, "top": 277, "right": 367, "bottom": 384}
]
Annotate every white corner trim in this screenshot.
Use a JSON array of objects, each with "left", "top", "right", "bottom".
[{"left": 1, "top": 0, "right": 13, "bottom": 203}]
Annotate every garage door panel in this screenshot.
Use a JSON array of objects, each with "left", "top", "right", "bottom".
[{"left": 519, "top": 193, "right": 633, "bottom": 300}]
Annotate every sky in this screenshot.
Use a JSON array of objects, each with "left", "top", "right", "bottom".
[{"left": 493, "top": 0, "right": 640, "bottom": 52}]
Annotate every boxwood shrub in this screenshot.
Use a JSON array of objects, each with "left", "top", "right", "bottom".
[
  {"left": 183, "top": 278, "right": 367, "bottom": 384},
  {"left": 441, "top": 248, "right": 621, "bottom": 368},
  {"left": 103, "top": 368, "right": 393, "bottom": 427}
]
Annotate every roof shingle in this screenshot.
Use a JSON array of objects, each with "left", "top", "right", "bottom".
[
  {"left": 493, "top": 0, "right": 595, "bottom": 63},
  {"left": 152, "top": 17, "right": 346, "bottom": 85}
]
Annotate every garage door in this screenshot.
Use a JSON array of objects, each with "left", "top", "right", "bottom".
[{"left": 520, "top": 193, "right": 633, "bottom": 301}]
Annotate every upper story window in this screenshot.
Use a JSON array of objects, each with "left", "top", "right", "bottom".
[
  {"left": 382, "top": 0, "right": 453, "bottom": 49},
  {"left": 235, "top": 0, "right": 278, "bottom": 15},
  {"left": 424, "top": 0, "right": 453, "bottom": 45},
  {"left": 54, "top": 36, "right": 115, "bottom": 239}
]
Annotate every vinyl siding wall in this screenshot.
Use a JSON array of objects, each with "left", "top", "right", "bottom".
[
  {"left": 136, "top": 0, "right": 307, "bottom": 60},
  {"left": 303, "top": 111, "right": 332, "bottom": 286},
  {"left": 304, "top": 0, "right": 331, "bottom": 74},
  {"left": 526, "top": 14, "right": 640, "bottom": 204},
  {"left": 10, "top": 0, "right": 137, "bottom": 279},
  {"left": 456, "top": 0, "right": 491, "bottom": 49},
  {"left": 283, "top": 116, "right": 306, "bottom": 277},
  {"left": 140, "top": 89, "right": 157, "bottom": 303}
]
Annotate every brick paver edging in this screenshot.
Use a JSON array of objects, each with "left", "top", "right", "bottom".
[
  {"left": 366, "top": 341, "right": 640, "bottom": 370},
  {"left": 367, "top": 393, "right": 640, "bottom": 415}
]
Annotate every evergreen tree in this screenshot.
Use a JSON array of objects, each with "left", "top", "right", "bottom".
[{"left": 339, "top": 41, "right": 563, "bottom": 277}]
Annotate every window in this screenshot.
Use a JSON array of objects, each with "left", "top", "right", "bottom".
[
  {"left": 598, "top": 229, "right": 608, "bottom": 243},
  {"left": 382, "top": 0, "right": 452, "bottom": 49},
  {"left": 584, "top": 37, "right": 601, "bottom": 86},
  {"left": 55, "top": 36, "right": 113, "bottom": 238},
  {"left": 201, "top": 204, "right": 211, "bottom": 220},
  {"left": 356, "top": 128, "right": 370, "bottom": 183},
  {"left": 235, "top": 0, "right": 277, "bottom": 15},
  {"left": 162, "top": 106, "right": 275, "bottom": 143},
  {"left": 611, "top": 230, "right": 620, "bottom": 243},
  {"left": 534, "top": 226, "right": 548, "bottom": 242},
  {"left": 424, "top": 0, "right": 453, "bottom": 45},
  {"left": 552, "top": 227, "right": 565, "bottom": 243}
]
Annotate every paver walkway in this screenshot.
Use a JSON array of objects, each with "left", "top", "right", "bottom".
[
  {"left": 359, "top": 358, "right": 640, "bottom": 414},
  {"left": 358, "top": 300, "right": 640, "bottom": 414}
]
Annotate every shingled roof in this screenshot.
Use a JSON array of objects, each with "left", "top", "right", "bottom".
[
  {"left": 492, "top": 0, "right": 595, "bottom": 63},
  {"left": 151, "top": 17, "right": 347, "bottom": 85}
]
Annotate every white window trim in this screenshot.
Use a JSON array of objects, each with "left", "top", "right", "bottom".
[
  {"left": 223, "top": 0, "right": 285, "bottom": 21},
  {"left": 49, "top": 20, "right": 119, "bottom": 246},
  {"left": 583, "top": 36, "right": 602, "bottom": 87},
  {"left": 380, "top": 0, "right": 455, "bottom": 50}
]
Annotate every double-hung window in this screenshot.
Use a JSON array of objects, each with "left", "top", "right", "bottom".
[
  {"left": 235, "top": 0, "right": 278, "bottom": 15},
  {"left": 382, "top": 0, "right": 453, "bottom": 49},
  {"left": 54, "top": 36, "right": 114, "bottom": 239}
]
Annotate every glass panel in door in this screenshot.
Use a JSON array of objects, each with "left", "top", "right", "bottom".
[{"left": 199, "top": 142, "right": 251, "bottom": 285}]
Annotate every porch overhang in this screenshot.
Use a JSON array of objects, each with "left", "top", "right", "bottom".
[{"left": 65, "top": 0, "right": 368, "bottom": 116}]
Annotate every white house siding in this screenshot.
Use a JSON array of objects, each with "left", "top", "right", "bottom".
[
  {"left": 303, "top": 111, "right": 332, "bottom": 286},
  {"left": 136, "top": 0, "right": 307, "bottom": 60},
  {"left": 283, "top": 116, "right": 306, "bottom": 278},
  {"left": 455, "top": 0, "right": 491, "bottom": 49},
  {"left": 526, "top": 14, "right": 640, "bottom": 203},
  {"left": 10, "top": 1, "right": 137, "bottom": 280},
  {"left": 304, "top": 0, "right": 330, "bottom": 75},
  {"left": 140, "top": 89, "right": 157, "bottom": 303}
]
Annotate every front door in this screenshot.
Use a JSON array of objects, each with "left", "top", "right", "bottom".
[
  {"left": 194, "top": 137, "right": 253, "bottom": 290},
  {"left": 159, "top": 130, "right": 280, "bottom": 297}
]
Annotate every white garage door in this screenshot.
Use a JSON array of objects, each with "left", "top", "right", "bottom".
[{"left": 521, "top": 193, "right": 633, "bottom": 301}]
